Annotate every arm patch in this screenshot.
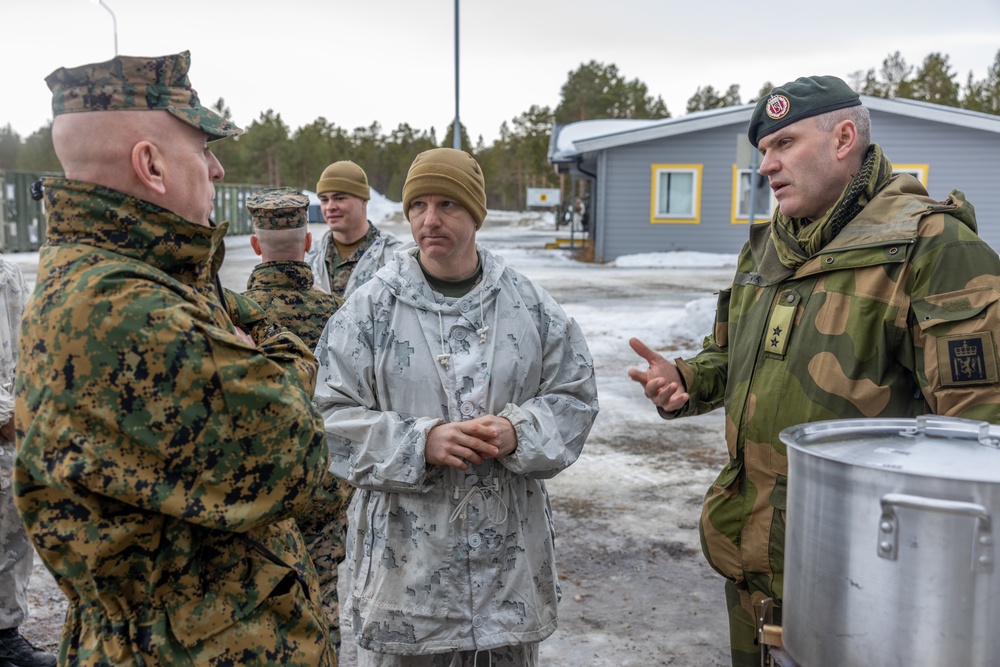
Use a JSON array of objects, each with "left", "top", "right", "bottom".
[{"left": 937, "top": 332, "right": 998, "bottom": 386}]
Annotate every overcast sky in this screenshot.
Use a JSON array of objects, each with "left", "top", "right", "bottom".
[{"left": 3, "top": 0, "right": 999, "bottom": 145}]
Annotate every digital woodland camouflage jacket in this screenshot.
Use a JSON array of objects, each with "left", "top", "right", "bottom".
[
  {"left": 243, "top": 260, "right": 342, "bottom": 351},
  {"left": 672, "top": 175, "right": 1000, "bottom": 604},
  {"left": 305, "top": 223, "right": 404, "bottom": 299},
  {"left": 242, "top": 258, "right": 352, "bottom": 619},
  {"left": 14, "top": 179, "right": 333, "bottom": 666},
  {"left": 313, "top": 246, "right": 599, "bottom": 655}
]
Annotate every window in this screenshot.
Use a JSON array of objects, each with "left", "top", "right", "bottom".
[
  {"left": 650, "top": 164, "right": 702, "bottom": 223},
  {"left": 892, "top": 164, "right": 928, "bottom": 187},
  {"left": 731, "top": 166, "right": 775, "bottom": 224}
]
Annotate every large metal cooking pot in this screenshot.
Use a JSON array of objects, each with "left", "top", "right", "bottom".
[{"left": 779, "top": 416, "right": 998, "bottom": 667}]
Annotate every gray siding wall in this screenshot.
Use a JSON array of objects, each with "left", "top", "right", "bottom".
[
  {"left": 596, "top": 124, "right": 752, "bottom": 262},
  {"left": 594, "top": 113, "right": 1000, "bottom": 261}
]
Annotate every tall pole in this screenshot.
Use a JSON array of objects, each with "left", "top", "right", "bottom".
[
  {"left": 452, "top": 0, "right": 461, "bottom": 150},
  {"left": 91, "top": 0, "right": 118, "bottom": 56}
]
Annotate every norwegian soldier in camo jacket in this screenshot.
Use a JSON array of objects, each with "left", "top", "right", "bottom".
[
  {"left": 629, "top": 75, "right": 1000, "bottom": 667},
  {"left": 243, "top": 187, "right": 352, "bottom": 654},
  {"left": 14, "top": 52, "right": 334, "bottom": 666}
]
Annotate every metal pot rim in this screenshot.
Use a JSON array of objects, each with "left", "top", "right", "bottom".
[{"left": 780, "top": 416, "right": 1000, "bottom": 483}]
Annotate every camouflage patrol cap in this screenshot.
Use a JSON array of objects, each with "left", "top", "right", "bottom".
[
  {"left": 45, "top": 50, "right": 242, "bottom": 141},
  {"left": 247, "top": 188, "right": 310, "bottom": 230},
  {"left": 748, "top": 75, "right": 861, "bottom": 147}
]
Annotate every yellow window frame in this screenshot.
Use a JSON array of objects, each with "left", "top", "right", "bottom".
[
  {"left": 893, "top": 164, "right": 929, "bottom": 187},
  {"left": 730, "top": 165, "right": 775, "bottom": 225},
  {"left": 650, "top": 164, "right": 702, "bottom": 224}
]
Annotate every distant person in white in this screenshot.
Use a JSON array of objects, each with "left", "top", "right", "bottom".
[{"left": 0, "top": 256, "right": 56, "bottom": 667}]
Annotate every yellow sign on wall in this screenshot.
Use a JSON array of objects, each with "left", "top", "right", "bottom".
[{"left": 527, "top": 188, "right": 562, "bottom": 207}]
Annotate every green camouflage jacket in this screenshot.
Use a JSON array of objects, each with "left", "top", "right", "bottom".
[
  {"left": 243, "top": 259, "right": 351, "bottom": 645},
  {"left": 674, "top": 175, "right": 1000, "bottom": 605},
  {"left": 14, "top": 179, "right": 333, "bottom": 666},
  {"left": 242, "top": 260, "right": 351, "bottom": 538},
  {"left": 243, "top": 261, "right": 342, "bottom": 351}
]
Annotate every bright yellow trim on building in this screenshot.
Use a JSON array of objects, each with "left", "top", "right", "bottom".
[
  {"left": 649, "top": 164, "right": 702, "bottom": 224},
  {"left": 893, "top": 164, "right": 929, "bottom": 187},
  {"left": 730, "top": 165, "right": 773, "bottom": 225}
]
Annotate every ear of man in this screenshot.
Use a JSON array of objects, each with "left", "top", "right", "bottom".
[
  {"left": 834, "top": 119, "right": 860, "bottom": 162},
  {"left": 131, "top": 141, "right": 167, "bottom": 196}
]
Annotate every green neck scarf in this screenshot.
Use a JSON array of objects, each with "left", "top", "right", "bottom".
[{"left": 770, "top": 144, "right": 894, "bottom": 270}]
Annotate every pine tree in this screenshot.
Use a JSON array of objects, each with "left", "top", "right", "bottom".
[
  {"left": 962, "top": 49, "right": 1000, "bottom": 115},
  {"left": 554, "top": 61, "right": 669, "bottom": 124},
  {"left": 0, "top": 125, "right": 21, "bottom": 171},
  {"left": 908, "top": 52, "right": 960, "bottom": 106}
]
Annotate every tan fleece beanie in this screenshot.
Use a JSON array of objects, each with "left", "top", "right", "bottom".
[
  {"left": 315, "top": 160, "right": 370, "bottom": 200},
  {"left": 402, "top": 148, "right": 487, "bottom": 229}
]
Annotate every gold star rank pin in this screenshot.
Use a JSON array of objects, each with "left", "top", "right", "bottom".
[{"left": 765, "top": 302, "right": 796, "bottom": 358}]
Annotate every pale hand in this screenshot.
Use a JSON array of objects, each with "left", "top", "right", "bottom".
[
  {"left": 627, "top": 337, "right": 690, "bottom": 412},
  {"left": 233, "top": 326, "right": 256, "bottom": 347},
  {"left": 426, "top": 415, "right": 518, "bottom": 471}
]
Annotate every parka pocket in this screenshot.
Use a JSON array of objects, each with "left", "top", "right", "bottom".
[
  {"left": 165, "top": 556, "right": 300, "bottom": 648},
  {"left": 912, "top": 287, "right": 1000, "bottom": 391},
  {"left": 700, "top": 458, "right": 744, "bottom": 581},
  {"left": 912, "top": 286, "right": 1000, "bottom": 332},
  {"left": 768, "top": 473, "right": 787, "bottom": 518},
  {"left": 713, "top": 288, "right": 733, "bottom": 349},
  {"left": 767, "top": 475, "right": 787, "bottom": 579}
]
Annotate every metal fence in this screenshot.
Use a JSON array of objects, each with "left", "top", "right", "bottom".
[
  {"left": 0, "top": 171, "right": 53, "bottom": 252},
  {"left": 1, "top": 170, "right": 265, "bottom": 253}
]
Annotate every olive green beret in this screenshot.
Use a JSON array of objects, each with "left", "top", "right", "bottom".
[
  {"left": 46, "top": 50, "right": 242, "bottom": 141},
  {"left": 402, "top": 148, "right": 487, "bottom": 229},
  {"left": 748, "top": 75, "right": 861, "bottom": 147},
  {"left": 315, "top": 161, "right": 370, "bottom": 200},
  {"left": 247, "top": 187, "right": 310, "bottom": 230}
]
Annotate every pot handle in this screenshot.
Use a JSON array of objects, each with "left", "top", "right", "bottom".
[
  {"left": 878, "top": 493, "right": 993, "bottom": 573},
  {"left": 900, "top": 415, "right": 1000, "bottom": 448}
]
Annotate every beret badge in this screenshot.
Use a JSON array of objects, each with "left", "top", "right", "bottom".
[{"left": 766, "top": 94, "right": 790, "bottom": 120}]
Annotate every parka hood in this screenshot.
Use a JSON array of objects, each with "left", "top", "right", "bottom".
[{"left": 376, "top": 245, "right": 507, "bottom": 314}]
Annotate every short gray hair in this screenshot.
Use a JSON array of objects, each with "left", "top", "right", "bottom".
[{"left": 817, "top": 104, "right": 871, "bottom": 149}]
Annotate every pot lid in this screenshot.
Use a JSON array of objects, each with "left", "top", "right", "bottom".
[{"left": 780, "top": 416, "right": 1000, "bottom": 483}]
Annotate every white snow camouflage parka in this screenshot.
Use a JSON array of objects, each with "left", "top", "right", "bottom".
[
  {"left": 313, "top": 245, "right": 599, "bottom": 655},
  {"left": 306, "top": 225, "right": 405, "bottom": 299}
]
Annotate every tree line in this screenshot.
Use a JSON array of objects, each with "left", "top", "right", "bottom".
[{"left": 2, "top": 50, "right": 998, "bottom": 210}]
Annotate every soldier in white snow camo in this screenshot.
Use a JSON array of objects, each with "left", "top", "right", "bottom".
[{"left": 314, "top": 148, "right": 599, "bottom": 667}]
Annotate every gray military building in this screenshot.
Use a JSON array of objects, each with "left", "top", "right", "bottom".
[{"left": 550, "top": 97, "right": 1000, "bottom": 263}]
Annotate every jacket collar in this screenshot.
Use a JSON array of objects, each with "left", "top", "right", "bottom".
[
  {"left": 246, "top": 261, "right": 314, "bottom": 291},
  {"left": 42, "top": 177, "right": 228, "bottom": 286}
]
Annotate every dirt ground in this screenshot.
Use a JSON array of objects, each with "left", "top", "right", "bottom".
[{"left": 16, "top": 218, "right": 735, "bottom": 666}]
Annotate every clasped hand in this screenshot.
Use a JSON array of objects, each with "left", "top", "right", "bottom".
[{"left": 426, "top": 415, "right": 518, "bottom": 471}]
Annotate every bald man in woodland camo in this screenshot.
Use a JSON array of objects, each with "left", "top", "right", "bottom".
[{"left": 14, "top": 52, "right": 334, "bottom": 666}]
